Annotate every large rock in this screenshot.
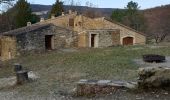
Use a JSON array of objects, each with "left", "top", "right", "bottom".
[{"left": 138, "top": 67, "right": 170, "bottom": 88}]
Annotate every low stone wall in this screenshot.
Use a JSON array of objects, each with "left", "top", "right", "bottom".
[
  {"left": 76, "top": 79, "right": 137, "bottom": 96},
  {"left": 76, "top": 67, "right": 170, "bottom": 96},
  {"left": 0, "top": 36, "right": 17, "bottom": 61}
]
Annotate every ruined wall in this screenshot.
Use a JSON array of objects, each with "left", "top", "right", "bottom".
[
  {"left": 40, "top": 13, "right": 77, "bottom": 29},
  {"left": 0, "top": 36, "right": 17, "bottom": 61},
  {"left": 74, "top": 16, "right": 105, "bottom": 32},
  {"left": 75, "top": 16, "right": 146, "bottom": 45}
]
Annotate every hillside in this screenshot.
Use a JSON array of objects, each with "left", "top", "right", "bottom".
[
  {"left": 31, "top": 4, "right": 116, "bottom": 18},
  {"left": 144, "top": 4, "right": 170, "bottom": 41}
]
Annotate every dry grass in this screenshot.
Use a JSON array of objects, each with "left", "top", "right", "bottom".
[{"left": 0, "top": 44, "right": 170, "bottom": 99}]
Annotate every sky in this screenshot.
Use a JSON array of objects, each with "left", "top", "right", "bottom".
[{"left": 28, "top": 0, "right": 170, "bottom": 9}]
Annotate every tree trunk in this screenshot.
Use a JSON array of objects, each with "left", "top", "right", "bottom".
[{"left": 16, "top": 70, "right": 28, "bottom": 85}]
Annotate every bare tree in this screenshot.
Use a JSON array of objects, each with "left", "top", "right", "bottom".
[
  {"left": 83, "top": 1, "right": 101, "bottom": 18},
  {"left": 145, "top": 8, "right": 170, "bottom": 43},
  {"left": 0, "top": 0, "right": 14, "bottom": 5},
  {"left": 64, "top": 0, "right": 81, "bottom": 11}
]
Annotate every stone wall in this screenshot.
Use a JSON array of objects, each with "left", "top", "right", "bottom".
[
  {"left": 79, "top": 30, "right": 119, "bottom": 48},
  {"left": 112, "top": 30, "right": 121, "bottom": 45},
  {"left": 78, "top": 31, "right": 88, "bottom": 48},
  {"left": 74, "top": 16, "right": 146, "bottom": 45},
  {"left": 16, "top": 26, "right": 49, "bottom": 52},
  {"left": 88, "top": 30, "right": 114, "bottom": 47},
  {"left": 98, "top": 31, "right": 114, "bottom": 47},
  {"left": 103, "top": 20, "right": 146, "bottom": 45},
  {"left": 15, "top": 25, "right": 76, "bottom": 53}
]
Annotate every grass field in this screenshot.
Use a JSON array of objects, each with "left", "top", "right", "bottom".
[{"left": 0, "top": 44, "right": 170, "bottom": 99}]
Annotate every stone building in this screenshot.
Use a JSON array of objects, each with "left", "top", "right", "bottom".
[
  {"left": 0, "top": 10, "right": 146, "bottom": 60},
  {"left": 39, "top": 11, "right": 146, "bottom": 47},
  {"left": 0, "top": 23, "right": 76, "bottom": 61}
]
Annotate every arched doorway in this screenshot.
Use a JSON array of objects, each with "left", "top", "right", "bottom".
[{"left": 123, "top": 37, "right": 134, "bottom": 45}]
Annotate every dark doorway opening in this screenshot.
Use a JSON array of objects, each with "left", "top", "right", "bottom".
[
  {"left": 91, "top": 34, "right": 96, "bottom": 47},
  {"left": 45, "top": 35, "right": 53, "bottom": 50},
  {"left": 123, "top": 37, "right": 133, "bottom": 45},
  {"left": 69, "top": 18, "right": 74, "bottom": 27}
]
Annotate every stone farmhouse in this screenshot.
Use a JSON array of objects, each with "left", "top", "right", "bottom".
[{"left": 0, "top": 10, "right": 146, "bottom": 61}]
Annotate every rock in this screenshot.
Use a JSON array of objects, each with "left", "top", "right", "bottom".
[
  {"left": 125, "top": 82, "right": 138, "bottom": 89},
  {"left": 28, "top": 71, "right": 39, "bottom": 80},
  {"left": 138, "top": 67, "right": 170, "bottom": 88},
  {"left": 108, "top": 81, "right": 126, "bottom": 88}
]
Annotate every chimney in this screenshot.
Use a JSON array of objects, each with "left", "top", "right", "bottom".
[
  {"left": 27, "top": 22, "right": 31, "bottom": 26},
  {"left": 51, "top": 14, "right": 55, "bottom": 19},
  {"left": 40, "top": 18, "right": 45, "bottom": 22},
  {"left": 62, "top": 12, "right": 65, "bottom": 16},
  {"left": 74, "top": 11, "right": 77, "bottom": 15},
  {"left": 69, "top": 10, "right": 72, "bottom": 14}
]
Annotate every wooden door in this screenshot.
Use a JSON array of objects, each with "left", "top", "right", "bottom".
[{"left": 123, "top": 37, "right": 133, "bottom": 45}]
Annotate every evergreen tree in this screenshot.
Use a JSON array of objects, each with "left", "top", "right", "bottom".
[
  {"left": 124, "top": 1, "right": 146, "bottom": 32},
  {"left": 49, "top": 0, "right": 64, "bottom": 18},
  {"left": 15, "top": 0, "right": 38, "bottom": 28},
  {"left": 111, "top": 1, "right": 146, "bottom": 32},
  {"left": 111, "top": 9, "right": 125, "bottom": 23}
]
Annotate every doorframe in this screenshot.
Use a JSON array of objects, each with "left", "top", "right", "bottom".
[{"left": 89, "top": 33, "right": 99, "bottom": 48}]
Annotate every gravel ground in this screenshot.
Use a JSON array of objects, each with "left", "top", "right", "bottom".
[{"left": 0, "top": 89, "right": 170, "bottom": 100}]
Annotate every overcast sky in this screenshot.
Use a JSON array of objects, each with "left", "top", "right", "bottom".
[{"left": 28, "top": 0, "right": 170, "bottom": 9}]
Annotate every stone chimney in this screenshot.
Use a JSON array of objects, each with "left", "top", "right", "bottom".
[
  {"left": 62, "top": 12, "right": 65, "bottom": 16},
  {"left": 27, "top": 22, "right": 31, "bottom": 26},
  {"left": 74, "top": 11, "right": 77, "bottom": 15},
  {"left": 51, "top": 14, "right": 55, "bottom": 19},
  {"left": 69, "top": 10, "right": 72, "bottom": 14},
  {"left": 40, "top": 18, "right": 45, "bottom": 22}
]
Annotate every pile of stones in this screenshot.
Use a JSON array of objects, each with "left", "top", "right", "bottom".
[{"left": 76, "top": 79, "right": 137, "bottom": 96}]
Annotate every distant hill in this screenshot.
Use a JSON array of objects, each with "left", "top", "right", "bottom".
[
  {"left": 143, "top": 4, "right": 170, "bottom": 41},
  {"left": 31, "top": 4, "right": 117, "bottom": 18}
]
